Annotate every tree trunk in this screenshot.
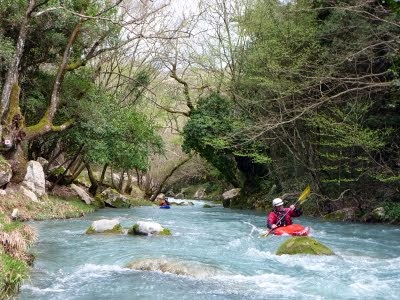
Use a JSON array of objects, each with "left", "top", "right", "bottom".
[
  {"left": 124, "top": 171, "right": 133, "bottom": 194},
  {"left": 118, "top": 170, "right": 125, "bottom": 193},
  {"left": 48, "top": 144, "right": 84, "bottom": 191},
  {"left": 110, "top": 167, "right": 116, "bottom": 189},
  {"left": 149, "top": 156, "right": 191, "bottom": 201},
  {"left": 70, "top": 161, "right": 85, "bottom": 182},
  {"left": 100, "top": 163, "right": 108, "bottom": 185},
  {"left": 86, "top": 162, "right": 98, "bottom": 196},
  {"left": 1, "top": 0, "right": 36, "bottom": 126}
]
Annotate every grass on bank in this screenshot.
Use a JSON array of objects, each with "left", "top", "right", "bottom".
[{"left": 0, "top": 189, "right": 96, "bottom": 299}]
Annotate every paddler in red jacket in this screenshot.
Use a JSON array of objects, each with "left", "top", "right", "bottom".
[{"left": 267, "top": 198, "right": 303, "bottom": 229}]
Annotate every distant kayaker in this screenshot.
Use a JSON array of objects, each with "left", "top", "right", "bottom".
[
  {"left": 267, "top": 198, "right": 302, "bottom": 229},
  {"left": 160, "top": 197, "right": 170, "bottom": 207}
]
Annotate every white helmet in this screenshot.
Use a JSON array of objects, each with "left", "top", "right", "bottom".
[{"left": 272, "top": 198, "right": 284, "bottom": 207}]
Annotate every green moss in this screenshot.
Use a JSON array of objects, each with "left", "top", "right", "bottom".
[
  {"left": 276, "top": 237, "right": 335, "bottom": 256},
  {"left": 103, "top": 224, "right": 123, "bottom": 234},
  {"left": 86, "top": 224, "right": 122, "bottom": 234},
  {"left": 203, "top": 204, "right": 213, "bottom": 208},
  {"left": 128, "top": 224, "right": 140, "bottom": 235},
  {"left": 93, "top": 195, "right": 105, "bottom": 208},
  {"left": 25, "top": 112, "right": 50, "bottom": 139},
  {"left": 50, "top": 167, "right": 66, "bottom": 176},
  {"left": 160, "top": 228, "right": 172, "bottom": 235},
  {"left": 85, "top": 226, "right": 96, "bottom": 234}
]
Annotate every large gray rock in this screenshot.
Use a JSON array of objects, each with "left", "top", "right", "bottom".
[
  {"left": 22, "top": 160, "right": 46, "bottom": 197},
  {"left": 71, "top": 184, "right": 93, "bottom": 204},
  {"left": 222, "top": 188, "right": 241, "bottom": 200},
  {"left": 194, "top": 188, "right": 206, "bottom": 199},
  {"left": 222, "top": 188, "right": 241, "bottom": 207},
  {"left": 100, "top": 188, "right": 130, "bottom": 208},
  {"left": 20, "top": 186, "right": 39, "bottom": 202},
  {"left": 0, "top": 158, "right": 12, "bottom": 187},
  {"left": 36, "top": 157, "right": 49, "bottom": 170},
  {"left": 175, "top": 192, "right": 184, "bottom": 199}
]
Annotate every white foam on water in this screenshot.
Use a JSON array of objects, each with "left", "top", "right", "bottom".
[
  {"left": 228, "top": 238, "right": 242, "bottom": 247},
  {"left": 349, "top": 274, "right": 394, "bottom": 298},
  {"left": 20, "top": 285, "right": 65, "bottom": 294},
  {"left": 211, "top": 272, "right": 300, "bottom": 296},
  {"left": 61, "top": 229, "right": 82, "bottom": 235},
  {"left": 57, "top": 263, "right": 129, "bottom": 284},
  {"left": 245, "top": 247, "right": 274, "bottom": 259}
]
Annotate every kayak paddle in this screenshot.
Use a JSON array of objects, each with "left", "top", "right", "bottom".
[{"left": 261, "top": 185, "right": 311, "bottom": 237}]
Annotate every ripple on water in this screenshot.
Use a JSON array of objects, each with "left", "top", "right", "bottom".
[{"left": 20, "top": 207, "right": 400, "bottom": 300}]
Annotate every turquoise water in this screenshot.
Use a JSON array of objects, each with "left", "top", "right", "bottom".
[{"left": 19, "top": 200, "right": 400, "bottom": 299}]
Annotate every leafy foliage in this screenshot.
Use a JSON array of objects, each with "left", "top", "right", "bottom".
[
  {"left": 183, "top": 93, "right": 271, "bottom": 187},
  {"left": 59, "top": 71, "right": 163, "bottom": 171}
]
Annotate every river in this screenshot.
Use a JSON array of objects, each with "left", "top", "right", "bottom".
[{"left": 19, "top": 200, "right": 400, "bottom": 299}]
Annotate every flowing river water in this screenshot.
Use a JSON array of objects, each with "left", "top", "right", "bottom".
[{"left": 19, "top": 200, "right": 400, "bottom": 299}]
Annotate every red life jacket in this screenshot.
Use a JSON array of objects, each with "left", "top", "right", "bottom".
[{"left": 267, "top": 208, "right": 302, "bottom": 229}]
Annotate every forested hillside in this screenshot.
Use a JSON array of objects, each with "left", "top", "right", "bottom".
[{"left": 0, "top": 0, "right": 399, "bottom": 218}]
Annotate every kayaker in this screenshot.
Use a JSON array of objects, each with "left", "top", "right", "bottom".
[
  {"left": 267, "top": 198, "right": 302, "bottom": 229},
  {"left": 160, "top": 197, "right": 170, "bottom": 207}
]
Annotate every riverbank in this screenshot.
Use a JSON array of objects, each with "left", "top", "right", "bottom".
[
  {"left": 0, "top": 182, "right": 156, "bottom": 299},
  {"left": 0, "top": 184, "right": 97, "bottom": 299}
]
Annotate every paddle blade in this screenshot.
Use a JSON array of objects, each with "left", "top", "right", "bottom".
[
  {"left": 298, "top": 185, "right": 311, "bottom": 204},
  {"left": 261, "top": 229, "right": 273, "bottom": 237}
]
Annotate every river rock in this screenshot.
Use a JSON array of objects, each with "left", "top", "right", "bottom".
[
  {"left": 21, "top": 160, "right": 46, "bottom": 197},
  {"left": 276, "top": 236, "right": 334, "bottom": 255},
  {"left": 222, "top": 188, "right": 241, "bottom": 207},
  {"left": 100, "top": 188, "right": 130, "bottom": 208},
  {"left": 128, "top": 221, "right": 171, "bottom": 236},
  {"left": 193, "top": 188, "right": 206, "bottom": 199},
  {"left": 86, "top": 219, "right": 123, "bottom": 234},
  {"left": 71, "top": 184, "right": 93, "bottom": 204},
  {"left": 0, "top": 159, "right": 12, "bottom": 187},
  {"left": 323, "top": 207, "right": 357, "bottom": 221},
  {"left": 126, "top": 258, "right": 225, "bottom": 278},
  {"left": 174, "top": 192, "right": 185, "bottom": 199}
]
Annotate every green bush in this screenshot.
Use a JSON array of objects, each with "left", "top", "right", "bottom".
[{"left": 384, "top": 202, "right": 400, "bottom": 223}]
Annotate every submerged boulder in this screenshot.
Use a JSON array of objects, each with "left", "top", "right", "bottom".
[
  {"left": 86, "top": 219, "right": 123, "bottom": 234},
  {"left": 126, "top": 258, "right": 225, "bottom": 278},
  {"left": 128, "top": 221, "right": 171, "bottom": 236},
  {"left": 276, "top": 236, "right": 334, "bottom": 255}
]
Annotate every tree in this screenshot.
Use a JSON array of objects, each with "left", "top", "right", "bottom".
[{"left": 0, "top": 0, "right": 175, "bottom": 182}]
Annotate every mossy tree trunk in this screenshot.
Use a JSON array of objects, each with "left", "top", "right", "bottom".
[
  {"left": 1, "top": 84, "right": 28, "bottom": 183},
  {"left": 1, "top": 16, "right": 83, "bottom": 183}
]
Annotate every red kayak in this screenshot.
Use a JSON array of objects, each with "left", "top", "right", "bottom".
[{"left": 272, "top": 224, "right": 310, "bottom": 236}]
